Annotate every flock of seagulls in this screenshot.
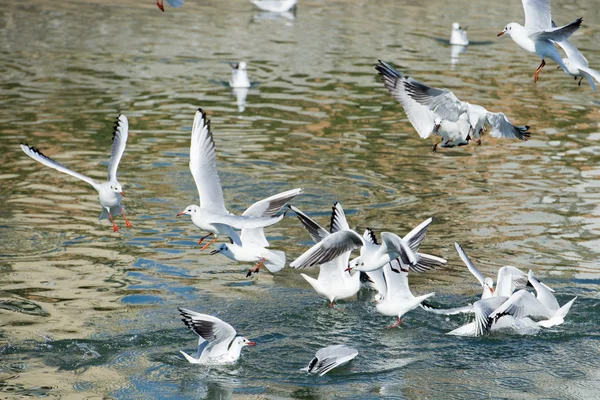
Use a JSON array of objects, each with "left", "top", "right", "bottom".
[{"left": 18, "top": 0, "right": 588, "bottom": 372}]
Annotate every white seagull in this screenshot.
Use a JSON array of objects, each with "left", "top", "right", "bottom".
[
  {"left": 497, "top": 0, "right": 582, "bottom": 82},
  {"left": 156, "top": 0, "right": 184, "bottom": 12},
  {"left": 209, "top": 188, "right": 303, "bottom": 277},
  {"left": 376, "top": 61, "right": 531, "bottom": 147},
  {"left": 552, "top": 22, "right": 600, "bottom": 91},
  {"left": 291, "top": 204, "right": 361, "bottom": 306},
  {"left": 229, "top": 62, "right": 250, "bottom": 88},
  {"left": 249, "top": 0, "right": 297, "bottom": 13},
  {"left": 372, "top": 258, "right": 436, "bottom": 329},
  {"left": 302, "top": 344, "right": 358, "bottom": 376},
  {"left": 450, "top": 22, "right": 469, "bottom": 46},
  {"left": 289, "top": 204, "right": 417, "bottom": 274},
  {"left": 20, "top": 115, "right": 132, "bottom": 232},
  {"left": 375, "top": 61, "right": 472, "bottom": 152},
  {"left": 178, "top": 307, "right": 256, "bottom": 364},
  {"left": 177, "top": 109, "right": 291, "bottom": 250}
]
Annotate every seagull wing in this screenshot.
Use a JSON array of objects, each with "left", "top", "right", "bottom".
[
  {"left": 473, "top": 297, "right": 508, "bottom": 336},
  {"left": 421, "top": 303, "right": 474, "bottom": 315},
  {"left": 455, "top": 243, "right": 486, "bottom": 287},
  {"left": 21, "top": 144, "right": 98, "bottom": 189},
  {"left": 375, "top": 61, "right": 437, "bottom": 139},
  {"left": 528, "top": 270, "right": 560, "bottom": 312},
  {"left": 289, "top": 205, "right": 329, "bottom": 243},
  {"left": 522, "top": 0, "right": 552, "bottom": 32},
  {"left": 403, "top": 217, "right": 433, "bottom": 252},
  {"left": 402, "top": 77, "right": 467, "bottom": 123},
  {"left": 189, "top": 109, "right": 228, "bottom": 215},
  {"left": 485, "top": 112, "right": 530, "bottom": 140},
  {"left": 380, "top": 232, "right": 417, "bottom": 267},
  {"left": 384, "top": 260, "right": 412, "bottom": 301},
  {"left": 495, "top": 266, "right": 529, "bottom": 297},
  {"left": 108, "top": 114, "right": 128, "bottom": 181},
  {"left": 330, "top": 202, "right": 350, "bottom": 233},
  {"left": 290, "top": 230, "right": 363, "bottom": 269},
  {"left": 488, "top": 290, "right": 551, "bottom": 321},
  {"left": 178, "top": 308, "right": 237, "bottom": 358},
  {"left": 309, "top": 345, "right": 358, "bottom": 376},
  {"left": 243, "top": 188, "right": 303, "bottom": 218},
  {"left": 532, "top": 18, "right": 582, "bottom": 42},
  {"left": 362, "top": 228, "right": 378, "bottom": 245},
  {"left": 552, "top": 26, "right": 589, "bottom": 67}
]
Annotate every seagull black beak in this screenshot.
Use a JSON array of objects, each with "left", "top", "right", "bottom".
[{"left": 209, "top": 249, "right": 220, "bottom": 255}]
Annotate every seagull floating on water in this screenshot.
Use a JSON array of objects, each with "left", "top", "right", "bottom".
[
  {"left": 210, "top": 188, "right": 303, "bottom": 277},
  {"left": 290, "top": 204, "right": 361, "bottom": 306},
  {"left": 450, "top": 22, "right": 469, "bottom": 46},
  {"left": 177, "top": 109, "right": 289, "bottom": 250},
  {"left": 178, "top": 307, "right": 256, "bottom": 364},
  {"left": 497, "top": 0, "right": 582, "bottom": 82},
  {"left": 229, "top": 62, "right": 250, "bottom": 88},
  {"left": 302, "top": 344, "right": 358, "bottom": 376},
  {"left": 20, "top": 115, "right": 132, "bottom": 232}
]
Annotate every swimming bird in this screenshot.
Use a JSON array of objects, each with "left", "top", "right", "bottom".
[
  {"left": 156, "top": 0, "right": 184, "bottom": 12},
  {"left": 372, "top": 258, "right": 436, "bottom": 329},
  {"left": 376, "top": 61, "right": 531, "bottom": 147},
  {"left": 302, "top": 344, "right": 358, "bottom": 376},
  {"left": 178, "top": 307, "right": 256, "bottom": 364},
  {"left": 450, "top": 22, "right": 469, "bottom": 46},
  {"left": 249, "top": 0, "right": 297, "bottom": 13},
  {"left": 229, "top": 62, "right": 250, "bottom": 88},
  {"left": 552, "top": 22, "right": 600, "bottom": 91},
  {"left": 209, "top": 188, "right": 303, "bottom": 277},
  {"left": 497, "top": 0, "right": 582, "bottom": 82},
  {"left": 177, "top": 109, "right": 289, "bottom": 250},
  {"left": 20, "top": 115, "right": 132, "bottom": 232},
  {"left": 289, "top": 204, "right": 361, "bottom": 306}
]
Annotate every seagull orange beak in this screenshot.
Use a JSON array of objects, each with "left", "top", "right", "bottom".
[
  {"left": 176, "top": 211, "right": 186, "bottom": 217},
  {"left": 497, "top": 31, "right": 505, "bottom": 37},
  {"left": 120, "top": 191, "right": 125, "bottom": 197},
  {"left": 247, "top": 341, "right": 256, "bottom": 346},
  {"left": 345, "top": 266, "right": 352, "bottom": 272}
]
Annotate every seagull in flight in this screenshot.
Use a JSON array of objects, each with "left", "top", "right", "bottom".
[
  {"left": 21, "top": 115, "right": 132, "bottom": 232},
  {"left": 177, "top": 109, "right": 290, "bottom": 250},
  {"left": 178, "top": 307, "right": 256, "bottom": 364},
  {"left": 552, "top": 22, "right": 600, "bottom": 91},
  {"left": 497, "top": 0, "right": 582, "bottom": 82}
]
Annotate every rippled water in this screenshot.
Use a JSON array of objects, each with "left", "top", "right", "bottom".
[{"left": 1, "top": 0, "right": 600, "bottom": 398}]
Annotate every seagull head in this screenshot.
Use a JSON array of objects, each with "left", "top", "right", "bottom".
[
  {"left": 497, "top": 23, "right": 515, "bottom": 37},
  {"left": 452, "top": 22, "right": 463, "bottom": 31},
  {"left": 236, "top": 336, "right": 256, "bottom": 347},
  {"left": 433, "top": 117, "right": 442, "bottom": 132},
  {"left": 484, "top": 277, "right": 495, "bottom": 295},
  {"left": 176, "top": 204, "right": 199, "bottom": 217},
  {"left": 373, "top": 293, "right": 383, "bottom": 303},
  {"left": 346, "top": 257, "right": 363, "bottom": 273},
  {"left": 109, "top": 182, "right": 125, "bottom": 197},
  {"left": 238, "top": 61, "right": 247, "bottom": 71},
  {"left": 209, "top": 243, "right": 229, "bottom": 256}
]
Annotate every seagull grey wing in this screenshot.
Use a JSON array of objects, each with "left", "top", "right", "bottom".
[
  {"left": 528, "top": 271, "right": 559, "bottom": 312},
  {"left": 402, "top": 77, "right": 467, "bottom": 122},
  {"left": 330, "top": 202, "right": 350, "bottom": 233},
  {"left": 421, "top": 303, "right": 474, "bottom": 315},
  {"left": 553, "top": 33, "right": 589, "bottom": 67},
  {"left": 21, "top": 144, "right": 98, "bottom": 189},
  {"left": 522, "top": 0, "right": 552, "bottom": 32},
  {"left": 413, "top": 253, "right": 447, "bottom": 272},
  {"left": 532, "top": 17, "right": 582, "bottom": 42},
  {"left": 473, "top": 297, "right": 508, "bottom": 336},
  {"left": 108, "top": 114, "right": 128, "bottom": 181},
  {"left": 403, "top": 217, "right": 433, "bottom": 252},
  {"left": 495, "top": 266, "right": 528, "bottom": 297},
  {"left": 290, "top": 230, "right": 363, "bottom": 269},
  {"left": 289, "top": 205, "right": 329, "bottom": 243},
  {"left": 485, "top": 112, "right": 530, "bottom": 140},
  {"left": 189, "top": 109, "right": 228, "bottom": 215},
  {"left": 240, "top": 226, "right": 268, "bottom": 248},
  {"left": 243, "top": 188, "right": 303, "bottom": 217},
  {"left": 488, "top": 290, "right": 551, "bottom": 321},
  {"left": 455, "top": 243, "right": 486, "bottom": 287},
  {"left": 380, "top": 232, "right": 417, "bottom": 267},
  {"left": 178, "top": 308, "right": 237, "bottom": 357},
  {"left": 363, "top": 228, "right": 378, "bottom": 245},
  {"left": 310, "top": 345, "right": 358, "bottom": 376},
  {"left": 375, "top": 61, "right": 437, "bottom": 139}
]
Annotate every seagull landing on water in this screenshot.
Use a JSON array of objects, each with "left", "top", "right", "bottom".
[
  {"left": 178, "top": 308, "right": 256, "bottom": 364},
  {"left": 229, "top": 62, "right": 250, "bottom": 88},
  {"left": 375, "top": 60, "right": 531, "bottom": 149},
  {"left": 497, "top": 0, "right": 582, "bottom": 83},
  {"left": 450, "top": 22, "right": 469, "bottom": 46},
  {"left": 176, "top": 109, "right": 289, "bottom": 250},
  {"left": 209, "top": 188, "right": 303, "bottom": 277},
  {"left": 20, "top": 115, "right": 132, "bottom": 232},
  {"left": 156, "top": 0, "right": 184, "bottom": 12}
]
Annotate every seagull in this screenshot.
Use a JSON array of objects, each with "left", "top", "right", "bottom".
[
  {"left": 20, "top": 115, "right": 132, "bottom": 232},
  {"left": 156, "top": 0, "right": 184, "bottom": 12},
  {"left": 552, "top": 22, "right": 600, "bottom": 91},
  {"left": 302, "top": 345, "right": 358, "bottom": 376},
  {"left": 249, "top": 0, "right": 298, "bottom": 13},
  {"left": 209, "top": 188, "right": 303, "bottom": 277},
  {"left": 178, "top": 307, "right": 256, "bottom": 364},
  {"left": 290, "top": 203, "right": 417, "bottom": 273},
  {"left": 375, "top": 61, "right": 472, "bottom": 152},
  {"left": 376, "top": 61, "right": 531, "bottom": 148},
  {"left": 177, "top": 109, "right": 289, "bottom": 250},
  {"left": 497, "top": 0, "right": 582, "bottom": 82},
  {"left": 450, "top": 22, "right": 469, "bottom": 46},
  {"left": 229, "top": 62, "right": 250, "bottom": 88},
  {"left": 289, "top": 204, "right": 361, "bottom": 306}
]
